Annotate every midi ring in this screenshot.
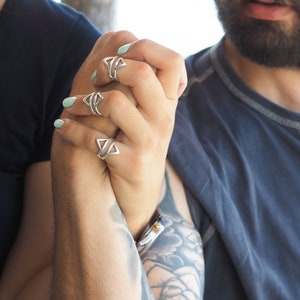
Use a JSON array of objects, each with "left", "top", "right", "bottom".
[
  {"left": 103, "top": 56, "right": 127, "bottom": 81},
  {"left": 83, "top": 92, "right": 104, "bottom": 116},
  {"left": 96, "top": 138, "right": 120, "bottom": 160}
]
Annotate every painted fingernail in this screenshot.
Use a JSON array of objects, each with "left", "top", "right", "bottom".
[
  {"left": 62, "top": 96, "right": 77, "bottom": 108},
  {"left": 118, "top": 43, "right": 132, "bottom": 55},
  {"left": 54, "top": 119, "right": 64, "bottom": 129},
  {"left": 91, "top": 70, "right": 97, "bottom": 81}
]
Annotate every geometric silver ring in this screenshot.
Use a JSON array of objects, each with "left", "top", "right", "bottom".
[
  {"left": 103, "top": 56, "right": 127, "bottom": 81},
  {"left": 96, "top": 138, "right": 120, "bottom": 160},
  {"left": 83, "top": 91, "right": 104, "bottom": 116}
]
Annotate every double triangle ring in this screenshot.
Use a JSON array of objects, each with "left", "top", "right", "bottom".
[
  {"left": 83, "top": 92, "right": 104, "bottom": 116},
  {"left": 103, "top": 56, "right": 127, "bottom": 81},
  {"left": 96, "top": 138, "right": 120, "bottom": 160}
]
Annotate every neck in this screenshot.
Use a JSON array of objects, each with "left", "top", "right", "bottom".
[{"left": 224, "top": 38, "right": 300, "bottom": 113}]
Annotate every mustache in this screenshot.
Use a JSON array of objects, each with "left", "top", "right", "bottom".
[
  {"left": 248, "top": 0, "right": 300, "bottom": 12},
  {"left": 270, "top": 0, "right": 300, "bottom": 10}
]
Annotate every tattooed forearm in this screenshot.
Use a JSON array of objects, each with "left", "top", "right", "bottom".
[
  {"left": 139, "top": 171, "right": 205, "bottom": 300},
  {"left": 141, "top": 215, "right": 204, "bottom": 299},
  {"left": 109, "top": 171, "right": 204, "bottom": 300}
]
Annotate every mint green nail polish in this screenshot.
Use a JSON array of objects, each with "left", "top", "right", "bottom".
[
  {"left": 62, "top": 96, "right": 76, "bottom": 108},
  {"left": 118, "top": 43, "right": 131, "bottom": 55},
  {"left": 91, "top": 70, "right": 97, "bottom": 81},
  {"left": 54, "top": 119, "right": 64, "bottom": 129}
]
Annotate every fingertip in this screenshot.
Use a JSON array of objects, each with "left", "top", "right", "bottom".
[
  {"left": 62, "top": 96, "right": 77, "bottom": 108},
  {"left": 54, "top": 119, "right": 65, "bottom": 129},
  {"left": 118, "top": 43, "right": 132, "bottom": 55},
  {"left": 91, "top": 70, "right": 97, "bottom": 81}
]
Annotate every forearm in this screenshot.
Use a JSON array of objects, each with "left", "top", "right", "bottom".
[
  {"left": 138, "top": 164, "right": 204, "bottom": 300},
  {"left": 140, "top": 212, "right": 204, "bottom": 300},
  {"left": 50, "top": 166, "right": 152, "bottom": 299},
  {"left": 0, "top": 162, "right": 54, "bottom": 300}
]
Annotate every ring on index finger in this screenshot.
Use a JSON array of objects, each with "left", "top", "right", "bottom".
[
  {"left": 103, "top": 56, "right": 127, "bottom": 81},
  {"left": 83, "top": 92, "right": 104, "bottom": 116}
]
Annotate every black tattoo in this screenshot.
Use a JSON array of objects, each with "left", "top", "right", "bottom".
[
  {"left": 140, "top": 176, "right": 204, "bottom": 299},
  {"left": 108, "top": 172, "right": 204, "bottom": 300}
]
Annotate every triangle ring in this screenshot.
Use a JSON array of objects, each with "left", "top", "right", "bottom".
[
  {"left": 96, "top": 138, "right": 120, "bottom": 160},
  {"left": 103, "top": 56, "right": 127, "bottom": 81},
  {"left": 83, "top": 92, "right": 104, "bottom": 116}
]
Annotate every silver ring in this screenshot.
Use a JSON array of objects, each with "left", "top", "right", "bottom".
[
  {"left": 96, "top": 138, "right": 120, "bottom": 160},
  {"left": 103, "top": 56, "right": 127, "bottom": 81},
  {"left": 83, "top": 92, "right": 104, "bottom": 115}
]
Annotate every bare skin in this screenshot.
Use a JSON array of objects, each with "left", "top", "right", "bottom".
[
  {"left": 0, "top": 0, "right": 5, "bottom": 10},
  {"left": 51, "top": 31, "right": 204, "bottom": 299},
  {"left": 0, "top": 162, "right": 53, "bottom": 299}
]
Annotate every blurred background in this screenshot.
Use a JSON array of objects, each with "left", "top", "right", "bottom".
[{"left": 58, "top": 0, "right": 224, "bottom": 57}]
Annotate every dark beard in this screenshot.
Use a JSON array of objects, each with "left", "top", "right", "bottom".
[{"left": 215, "top": 0, "right": 300, "bottom": 68}]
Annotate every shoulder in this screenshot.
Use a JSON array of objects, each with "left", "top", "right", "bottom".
[
  {"left": 10, "top": 0, "right": 100, "bottom": 42},
  {"left": 12, "top": 0, "right": 87, "bottom": 22},
  {"left": 41, "top": 0, "right": 101, "bottom": 56},
  {"left": 40, "top": 0, "right": 96, "bottom": 31},
  {"left": 185, "top": 46, "right": 214, "bottom": 78}
]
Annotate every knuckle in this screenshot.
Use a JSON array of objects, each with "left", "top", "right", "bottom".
[
  {"left": 167, "top": 51, "right": 184, "bottom": 70},
  {"left": 136, "top": 38, "right": 153, "bottom": 51},
  {"left": 132, "top": 62, "right": 154, "bottom": 83},
  {"left": 109, "top": 30, "right": 137, "bottom": 47},
  {"left": 169, "top": 50, "right": 184, "bottom": 63},
  {"left": 108, "top": 90, "right": 127, "bottom": 109},
  {"left": 109, "top": 88, "right": 125, "bottom": 99}
]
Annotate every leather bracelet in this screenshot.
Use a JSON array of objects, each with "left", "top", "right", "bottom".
[{"left": 136, "top": 208, "right": 165, "bottom": 255}]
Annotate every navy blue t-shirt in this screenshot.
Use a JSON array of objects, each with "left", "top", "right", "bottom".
[
  {"left": 168, "top": 40, "right": 300, "bottom": 299},
  {"left": 0, "top": 0, "right": 100, "bottom": 272}
]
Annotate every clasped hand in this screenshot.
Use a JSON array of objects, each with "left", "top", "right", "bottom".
[{"left": 52, "top": 30, "right": 187, "bottom": 238}]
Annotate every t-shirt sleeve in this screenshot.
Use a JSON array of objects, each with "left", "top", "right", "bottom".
[{"left": 33, "top": 14, "right": 100, "bottom": 163}]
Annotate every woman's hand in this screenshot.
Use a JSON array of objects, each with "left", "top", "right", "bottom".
[{"left": 53, "top": 31, "right": 187, "bottom": 237}]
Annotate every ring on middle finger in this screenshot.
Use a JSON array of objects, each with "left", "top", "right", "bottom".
[
  {"left": 83, "top": 91, "right": 104, "bottom": 116},
  {"left": 103, "top": 56, "right": 127, "bottom": 81}
]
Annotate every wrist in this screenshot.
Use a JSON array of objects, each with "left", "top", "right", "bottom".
[{"left": 135, "top": 208, "right": 165, "bottom": 255}]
